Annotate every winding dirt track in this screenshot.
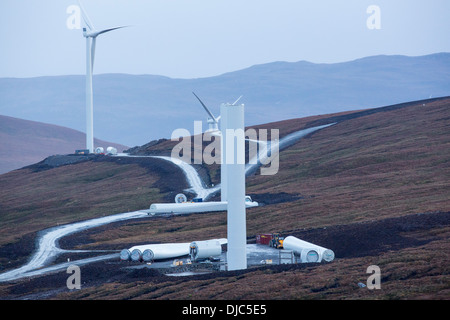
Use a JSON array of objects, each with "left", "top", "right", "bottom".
[{"left": 0, "top": 124, "right": 333, "bottom": 283}]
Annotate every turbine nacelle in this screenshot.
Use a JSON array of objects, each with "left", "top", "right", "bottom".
[{"left": 206, "top": 117, "right": 219, "bottom": 132}]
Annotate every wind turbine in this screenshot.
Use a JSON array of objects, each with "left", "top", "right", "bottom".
[
  {"left": 192, "top": 92, "right": 221, "bottom": 133},
  {"left": 78, "top": 0, "right": 127, "bottom": 153},
  {"left": 192, "top": 92, "right": 242, "bottom": 133}
]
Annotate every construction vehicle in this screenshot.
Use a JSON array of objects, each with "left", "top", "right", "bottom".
[{"left": 269, "top": 233, "right": 284, "bottom": 249}]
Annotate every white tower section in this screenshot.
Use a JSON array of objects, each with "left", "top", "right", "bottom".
[
  {"left": 78, "top": 0, "right": 127, "bottom": 153},
  {"left": 220, "top": 103, "right": 228, "bottom": 202},
  {"left": 85, "top": 36, "right": 94, "bottom": 153},
  {"left": 223, "top": 102, "right": 247, "bottom": 271}
]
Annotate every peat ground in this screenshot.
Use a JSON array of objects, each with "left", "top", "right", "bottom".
[
  {"left": 0, "top": 210, "right": 448, "bottom": 300},
  {"left": 0, "top": 97, "right": 449, "bottom": 300}
]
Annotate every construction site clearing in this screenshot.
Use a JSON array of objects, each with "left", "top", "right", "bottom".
[{"left": 122, "top": 233, "right": 326, "bottom": 277}]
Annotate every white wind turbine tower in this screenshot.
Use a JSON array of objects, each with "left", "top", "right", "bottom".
[{"left": 78, "top": 0, "right": 127, "bottom": 153}]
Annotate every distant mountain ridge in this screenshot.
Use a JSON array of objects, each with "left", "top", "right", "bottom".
[
  {"left": 0, "top": 115, "right": 128, "bottom": 174},
  {"left": 0, "top": 53, "right": 449, "bottom": 147}
]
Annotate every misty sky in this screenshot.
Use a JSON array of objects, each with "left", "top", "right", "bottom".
[{"left": 1, "top": 0, "right": 449, "bottom": 79}]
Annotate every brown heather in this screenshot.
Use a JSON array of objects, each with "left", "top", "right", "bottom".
[{"left": 0, "top": 97, "right": 449, "bottom": 300}]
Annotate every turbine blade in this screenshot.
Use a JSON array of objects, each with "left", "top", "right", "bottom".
[
  {"left": 77, "top": 0, "right": 95, "bottom": 31},
  {"left": 232, "top": 95, "right": 243, "bottom": 106},
  {"left": 95, "top": 26, "right": 128, "bottom": 37},
  {"left": 192, "top": 92, "right": 217, "bottom": 123},
  {"left": 91, "top": 37, "right": 96, "bottom": 71}
]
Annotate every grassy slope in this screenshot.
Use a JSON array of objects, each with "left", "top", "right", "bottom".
[
  {"left": 0, "top": 156, "right": 187, "bottom": 269},
  {"left": 246, "top": 98, "right": 450, "bottom": 231},
  {"left": 99, "top": 98, "right": 449, "bottom": 245},
  {"left": 0, "top": 115, "right": 129, "bottom": 174},
  {"left": 0, "top": 98, "right": 449, "bottom": 299}
]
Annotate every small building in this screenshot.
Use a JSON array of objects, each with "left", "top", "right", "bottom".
[{"left": 256, "top": 234, "right": 273, "bottom": 245}]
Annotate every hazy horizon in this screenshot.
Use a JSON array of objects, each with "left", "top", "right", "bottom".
[{"left": 1, "top": 51, "right": 449, "bottom": 81}]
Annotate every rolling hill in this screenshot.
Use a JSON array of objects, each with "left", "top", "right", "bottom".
[
  {"left": 0, "top": 96, "right": 448, "bottom": 300},
  {"left": 1, "top": 53, "right": 449, "bottom": 147},
  {"left": 0, "top": 115, "right": 128, "bottom": 174}
]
